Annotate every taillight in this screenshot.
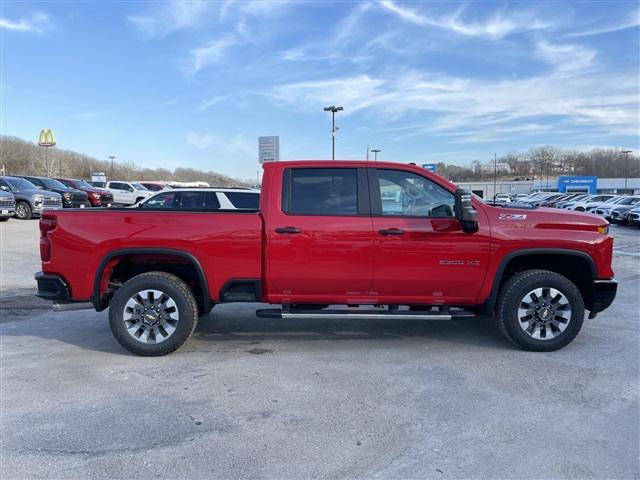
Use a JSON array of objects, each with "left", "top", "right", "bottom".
[{"left": 39, "top": 215, "right": 56, "bottom": 262}]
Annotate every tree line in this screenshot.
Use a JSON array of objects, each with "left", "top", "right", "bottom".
[
  {"left": 0, "top": 135, "right": 251, "bottom": 187},
  {"left": 1, "top": 135, "right": 637, "bottom": 185},
  {"left": 435, "top": 146, "right": 638, "bottom": 182}
]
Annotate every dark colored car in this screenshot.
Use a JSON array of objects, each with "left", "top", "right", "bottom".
[
  {"left": 0, "top": 190, "right": 16, "bottom": 221},
  {"left": 56, "top": 178, "right": 113, "bottom": 207},
  {"left": 139, "top": 182, "right": 165, "bottom": 191},
  {"left": 0, "top": 176, "right": 62, "bottom": 219},
  {"left": 16, "top": 176, "right": 90, "bottom": 208}
]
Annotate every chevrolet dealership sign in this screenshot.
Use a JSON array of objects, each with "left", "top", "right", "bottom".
[{"left": 259, "top": 136, "right": 279, "bottom": 164}]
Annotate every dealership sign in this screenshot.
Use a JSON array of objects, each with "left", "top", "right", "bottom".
[
  {"left": 558, "top": 176, "right": 597, "bottom": 194},
  {"left": 422, "top": 163, "right": 436, "bottom": 172},
  {"left": 259, "top": 136, "right": 280, "bottom": 164}
]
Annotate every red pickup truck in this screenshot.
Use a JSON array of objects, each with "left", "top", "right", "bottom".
[{"left": 35, "top": 161, "right": 617, "bottom": 356}]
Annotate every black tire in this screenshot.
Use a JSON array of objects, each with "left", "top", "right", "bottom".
[
  {"left": 14, "top": 202, "right": 32, "bottom": 220},
  {"left": 575, "top": 207, "right": 585, "bottom": 211},
  {"left": 109, "top": 272, "right": 198, "bottom": 356},
  {"left": 496, "top": 269, "right": 584, "bottom": 352}
]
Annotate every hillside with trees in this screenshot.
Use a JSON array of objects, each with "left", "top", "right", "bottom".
[
  {"left": 0, "top": 135, "right": 251, "bottom": 187},
  {"left": 1, "top": 135, "right": 637, "bottom": 185}
]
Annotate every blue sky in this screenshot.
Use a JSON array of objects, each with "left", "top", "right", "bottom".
[{"left": 1, "top": 1, "right": 639, "bottom": 180}]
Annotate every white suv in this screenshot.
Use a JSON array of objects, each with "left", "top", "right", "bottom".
[
  {"left": 106, "top": 181, "right": 154, "bottom": 205},
  {"left": 137, "top": 188, "right": 259, "bottom": 210}
]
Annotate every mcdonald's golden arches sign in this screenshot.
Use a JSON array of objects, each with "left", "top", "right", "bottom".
[{"left": 38, "top": 129, "right": 56, "bottom": 147}]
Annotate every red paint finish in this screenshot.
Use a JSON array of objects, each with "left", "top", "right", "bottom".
[{"left": 40, "top": 160, "right": 615, "bottom": 310}]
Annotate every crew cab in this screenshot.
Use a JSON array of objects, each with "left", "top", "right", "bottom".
[{"left": 35, "top": 161, "right": 617, "bottom": 356}]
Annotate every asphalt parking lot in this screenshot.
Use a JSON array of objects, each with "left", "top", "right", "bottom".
[{"left": 1, "top": 219, "right": 639, "bottom": 479}]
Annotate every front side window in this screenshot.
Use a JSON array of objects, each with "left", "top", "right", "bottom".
[
  {"left": 376, "top": 169, "right": 454, "bottom": 217},
  {"left": 141, "top": 191, "right": 178, "bottom": 209},
  {"left": 288, "top": 168, "right": 358, "bottom": 215}
]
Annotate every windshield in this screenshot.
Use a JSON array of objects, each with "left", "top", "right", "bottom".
[
  {"left": 6, "top": 177, "right": 37, "bottom": 190},
  {"left": 131, "top": 182, "right": 148, "bottom": 191},
  {"left": 74, "top": 180, "right": 93, "bottom": 188},
  {"left": 617, "top": 197, "right": 640, "bottom": 205},
  {"left": 40, "top": 178, "right": 69, "bottom": 190}
]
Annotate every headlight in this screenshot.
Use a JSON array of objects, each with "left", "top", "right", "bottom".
[{"left": 34, "top": 194, "right": 44, "bottom": 204}]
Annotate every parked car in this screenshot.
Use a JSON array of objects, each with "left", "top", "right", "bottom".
[
  {"left": 555, "top": 194, "right": 590, "bottom": 209},
  {"left": 56, "top": 178, "right": 114, "bottom": 207},
  {"left": 584, "top": 196, "right": 628, "bottom": 213},
  {"left": 0, "top": 189, "right": 16, "bottom": 221},
  {"left": 0, "top": 176, "right": 62, "bottom": 219},
  {"left": 493, "top": 193, "right": 511, "bottom": 203},
  {"left": 541, "top": 193, "right": 582, "bottom": 208},
  {"left": 138, "top": 182, "right": 166, "bottom": 192},
  {"left": 105, "top": 181, "right": 154, "bottom": 205},
  {"left": 137, "top": 188, "right": 260, "bottom": 211},
  {"left": 605, "top": 197, "right": 640, "bottom": 224},
  {"left": 625, "top": 206, "right": 640, "bottom": 226},
  {"left": 523, "top": 193, "right": 564, "bottom": 207},
  {"left": 511, "top": 193, "right": 529, "bottom": 201},
  {"left": 16, "top": 176, "right": 90, "bottom": 208},
  {"left": 563, "top": 194, "right": 616, "bottom": 211},
  {"left": 87, "top": 181, "right": 106, "bottom": 188},
  {"left": 36, "top": 160, "right": 616, "bottom": 356}
]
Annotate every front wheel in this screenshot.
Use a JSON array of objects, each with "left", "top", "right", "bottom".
[
  {"left": 496, "top": 270, "right": 584, "bottom": 351},
  {"left": 109, "top": 272, "right": 198, "bottom": 356},
  {"left": 14, "top": 202, "right": 32, "bottom": 220}
]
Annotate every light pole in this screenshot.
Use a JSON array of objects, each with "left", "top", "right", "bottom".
[
  {"left": 622, "top": 150, "right": 632, "bottom": 190},
  {"left": 323, "top": 105, "right": 343, "bottom": 160},
  {"left": 371, "top": 149, "right": 381, "bottom": 161},
  {"left": 109, "top": 156, "right": 116, "bottom": 180}
]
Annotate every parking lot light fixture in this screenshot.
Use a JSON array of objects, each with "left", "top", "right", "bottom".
[
  {"left": 323, "top": 105, "right": 343, "bottom": 160},
  {"left": 622, "top": 150, "right": 632, "bottom": 190},
  {"left": 371, "top": 149, "right": 381, "bottom": 161}
]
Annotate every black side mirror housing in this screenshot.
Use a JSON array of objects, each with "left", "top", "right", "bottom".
[{"left": 454, "top": 189, "right": 479, "bottom": 233}]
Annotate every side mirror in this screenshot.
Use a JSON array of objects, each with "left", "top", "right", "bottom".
[
  {"left": 454, "top": 189, "right": 479, "bottom": 233},
  {"left": 0, "top": 185, "right": 8, "bottom": 191},
  {"left": 128, "top": 187, "right": 134, "bottom": 192}
]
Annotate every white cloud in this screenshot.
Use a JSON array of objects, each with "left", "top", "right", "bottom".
[
  {"left": 567, "top": 8, "right": 640, "bottom": 37},
  {"left": 0, "top": 13, "right": 53, "bottom": 34},
  {"left": 128, "top": 0, "right": 212, "bottom": 37},
  {"left": 197, "top": 96, "right": 227, "bottom": 112},
  {"left": 186, "top": 132, "right": 254, "bottom": 157},
  {"left": 535, "top": 41, "right": 596, "bottom": 73},
  {"left": 187, "top": 36, "right": 239, "bottom": 73},
  {"left": 378, "top": 0, "right": 552, "bottom": 39}
]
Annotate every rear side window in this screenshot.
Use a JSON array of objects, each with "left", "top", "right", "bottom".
[
  {"left": 286, "top": 168, "right": 358, "bottom": 215},
  {"left": 225, "top": 192, "right": 259, "bottom": 209},
  {"left": 179, "top": 191, "right": 220, "bottom": 210},
  {"left": 109, "top": 182, "right": 126, "bottom": 190}
]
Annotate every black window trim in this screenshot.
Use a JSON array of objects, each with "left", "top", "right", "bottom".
[
  {"left": 281, "top": 167, "right": 370, "bottom": 217},
  {"left": 368, "top": 167, "right": 456, "bottom": 219}
]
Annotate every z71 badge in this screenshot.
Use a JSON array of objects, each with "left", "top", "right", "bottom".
[{"left": 498, "top": 213, "right": 527, "bottom": 220}]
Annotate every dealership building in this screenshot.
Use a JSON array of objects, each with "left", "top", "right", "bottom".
[{"left": 457, "top": 176, "right": 640, "bottom": 199}]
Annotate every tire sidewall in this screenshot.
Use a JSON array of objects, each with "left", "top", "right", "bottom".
[
  {"left": 499, "top": 271, "right": 584, "bottom": 351},
  {"left": 109, "top": 273, "right": 198, "bottom": 356}
]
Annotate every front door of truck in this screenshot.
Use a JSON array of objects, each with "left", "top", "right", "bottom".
[
  {"left": 266, "top": 167, "right": 374, "bottom": 304},
  {"left": 369, "top": 168, "right": 490, "bottom": 304}
]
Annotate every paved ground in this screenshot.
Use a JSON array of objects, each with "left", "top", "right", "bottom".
[{"left": 1, "top": 219, "right": 639, "bottom": 479}]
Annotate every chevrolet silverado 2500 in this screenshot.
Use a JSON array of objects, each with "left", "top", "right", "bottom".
[{"left": 35, "top": 161, "right": 617, "bottom": 356}]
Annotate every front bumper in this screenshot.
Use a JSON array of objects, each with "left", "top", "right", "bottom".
[
  {"left": 35, "top": 272, "right": 70, "bottom": 301},
  {"left": 589, "top": 279, "right": 617, "bottom": 316}
]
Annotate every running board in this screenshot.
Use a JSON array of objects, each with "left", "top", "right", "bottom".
[{"left": 256, "top": 308, "right": 475, "bottom": 320}]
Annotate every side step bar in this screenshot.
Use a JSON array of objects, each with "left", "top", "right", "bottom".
[{"left": 256, "top": 308, "right": 475, "bottom": 320}]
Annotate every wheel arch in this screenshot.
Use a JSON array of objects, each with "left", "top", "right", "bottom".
[
  {"left": 484, "top": 249, "right": 596, "bottom": 313},
  {"left": 92, "top": 248, "right": 211, "bottom": 313}
]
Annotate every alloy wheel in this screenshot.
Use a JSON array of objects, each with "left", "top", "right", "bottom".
[
  {"left": 517, "top": 287, "right": 572, "bottom": 340},
  {"left": 123, "top": 289, "right": 179, "bottom": 344}
]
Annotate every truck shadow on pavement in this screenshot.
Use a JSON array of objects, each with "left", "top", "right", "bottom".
[{"left": 0, "top": 303, "right": 513, "bottom": 355}]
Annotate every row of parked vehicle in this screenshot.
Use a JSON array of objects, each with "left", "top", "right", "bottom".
[
  {"left": 501, "top": 192, "right": 640, "bottom": 227},
  {"left": 0, "top": 174, "right": 261, "bottom": 220}
]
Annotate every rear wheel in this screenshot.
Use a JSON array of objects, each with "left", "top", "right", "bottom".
[
  {"left": 14, "top": 202, "right": 32, "bottom": 220},
  {"left": 109, "top": 272, "right": 198, "bottom": 356},
  {"left": 496, "top": 270, "right": 584, "bottom": 351}
]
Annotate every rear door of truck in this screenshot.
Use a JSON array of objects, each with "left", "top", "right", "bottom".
[{"left": 266, "top": 167, "right": 374, "bottom": 304}]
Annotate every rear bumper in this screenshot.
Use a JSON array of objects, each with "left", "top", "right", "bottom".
[
  {"left": 589, "top": 279, "right": 617, "bottom": 315},
  {"left": 35, "top": 272, "right": 70, "bottom": 302}
]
